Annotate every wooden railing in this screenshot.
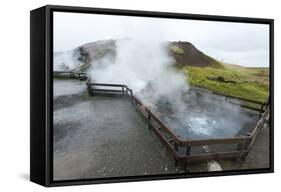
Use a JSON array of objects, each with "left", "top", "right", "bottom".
[
  {"left": 55, "top": 71, "right": 270, "bottom": 167},
  {"left": 194, "top": 87, "right": 268, "bottom": 112},
  {"left": 86, "top": 80, "right": 133, "bottom": 97},
  {"left": 53, "top": 71, "right": 88, "bottom": 80},
  {"left": 86, "top": 79, "right": 269, "bottom": 165}
]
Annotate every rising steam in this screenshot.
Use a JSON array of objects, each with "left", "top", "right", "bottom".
[
  {"left": 90, "top": 38, "right": 188, "bottom": 107},
  {"left": 54, "top": 49, "right": 83, "bottom": 71},
  {"left": 54, "top": 37, "right": 254, "bottom": 140}
]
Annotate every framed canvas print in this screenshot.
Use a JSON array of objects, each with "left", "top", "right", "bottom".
[{"left": 30, "top": 5, "right": 274, "bottom": 187}]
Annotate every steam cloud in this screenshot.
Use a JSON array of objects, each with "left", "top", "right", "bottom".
[
  {"left": 54, "top": 38, "right": 254, "bottom": 140},
  {"left": 90, "top": 38, "right": 188, "bottom": 107},
  {"left": 88, "top": 39, "right": 252, "bottom": 139},
  {"left": 54, "top": 49, "right": 82, "bottom": 71}
]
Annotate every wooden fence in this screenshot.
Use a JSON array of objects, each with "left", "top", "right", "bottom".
[
  {"left": 53, "top": 71, "right": 88, "bottom": 80},
  {"left": 55, "top": 72, "right": 270, "bottom": 168}
]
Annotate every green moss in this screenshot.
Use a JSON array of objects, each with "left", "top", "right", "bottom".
[
  {"left": 184, "top": 65, "right": 269, "bottom": 103},
  {"left": 170, "top": 45, "right": 185, "bottom": 54},
  {"left": 210, "top": 61, "right": 225, "bottom": 69}
]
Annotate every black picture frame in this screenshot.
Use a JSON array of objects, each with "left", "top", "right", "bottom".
[{"left": 30, "top": 5, "right": 274, "bottom": 187}]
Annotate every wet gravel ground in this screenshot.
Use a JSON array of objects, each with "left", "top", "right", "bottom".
[
  {"left": 53, "top": 79, "right": 183, "bottom": 180},
  {"left": 53, "top": 79, "right": 271, "bottom": 180},
  {"left": 218, "top": 122, "right": 270, "bottom": 171}
]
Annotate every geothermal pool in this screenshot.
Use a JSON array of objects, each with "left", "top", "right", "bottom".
[
  {"left": 150, "top": 88, "right": 260, "bottom": 140},
  {"left": 54, "top": 77, "right": 260, "bottom": 141}
]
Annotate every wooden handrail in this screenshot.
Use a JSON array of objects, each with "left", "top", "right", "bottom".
[
  {"left": 88, "top": 83, "right": 267, "bottom": 148},
  {"left": 54, "top": 71, "right": 269, "bottom": 152},
  {"left": 145, "top": 108, "right": 182, "bottom": 143},
  {"left": 89, "top": 83, "right": 126, "bottom": 87},
  {"left": 91, "top": 89, "right": 124, "bottom": 93},
  {"left": 185, "top": 137, "right": 251, "bottom": 146},
  {"left": 178, "top": 150, "right": 249, "bottom": 161}
]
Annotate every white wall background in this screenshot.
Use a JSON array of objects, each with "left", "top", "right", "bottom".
[{"left": 0, "top": 0, "right": 279, "bottom": 191}]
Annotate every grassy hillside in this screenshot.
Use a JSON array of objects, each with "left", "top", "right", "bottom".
[{"left": 183, "top": 64, "right": 269, "bottom": 103}]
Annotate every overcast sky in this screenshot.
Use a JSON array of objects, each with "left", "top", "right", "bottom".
[{"left": 54, "top": 12, "right": 270, "bottom": 67}]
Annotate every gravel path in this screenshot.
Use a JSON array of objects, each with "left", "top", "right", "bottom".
[{"left": 53, "top": 79, "right": 182, "bottom": 180}]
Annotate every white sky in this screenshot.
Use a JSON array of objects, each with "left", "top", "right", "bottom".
[{"left": 54, "top": 12, "right": 270, "bottom": 67}]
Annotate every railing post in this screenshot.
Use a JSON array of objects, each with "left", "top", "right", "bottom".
[
  {"left": 122, "top": 86, "right": 124, "bottom": 95},
  {"left": 184, "top": 143, "right": 191, "bottom": 172},
  {"left": 174, "top": 142, "right": 179, "bottom": 152},
  {"left": 129, "top": 89, "right": 133, "bottom": 104},
  {"left": 237, "top": 139, "right": 249, "bottom": 161},
  {"left": 186, "top": 144, "right": 191, "bottom": 156},
  {"left": 86, "top": 82, "right": 93, "bottom": 96},
  {"left": 147, "top": 112, "right": 152, "bottom": 130},
  {"left": 70, "top": 72, "right": 74, "bottom": 78}
]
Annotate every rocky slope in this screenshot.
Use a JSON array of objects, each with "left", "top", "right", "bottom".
[{"left": 54, "top": 39, "right": 221, "bottom": 72}]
